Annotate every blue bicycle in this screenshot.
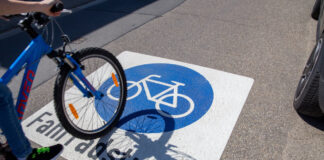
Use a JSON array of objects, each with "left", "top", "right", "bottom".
[{"left": 0, "top": 4, "right": 127, "bottom": 139}]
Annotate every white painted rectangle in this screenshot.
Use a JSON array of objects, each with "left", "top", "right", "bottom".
[{"left": 22, "top": 51, "right": 254, "bottom": 160}]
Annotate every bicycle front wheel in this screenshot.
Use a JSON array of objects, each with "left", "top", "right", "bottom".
[{"left": 54, "top": 48, "right": 127, "bottom": 139}]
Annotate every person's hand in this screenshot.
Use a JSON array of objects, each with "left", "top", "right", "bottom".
[{"left": 39, "top": 0, "right": 62, "bottom": 17}]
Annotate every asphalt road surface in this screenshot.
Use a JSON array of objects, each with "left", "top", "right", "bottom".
[{"left": 1, "top": 0, "right": 324, "bottom": 159}]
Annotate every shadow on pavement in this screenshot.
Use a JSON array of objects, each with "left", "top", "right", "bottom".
[
  {"left": 298, "top": 113, "right": 324, "bottom": 131},
  {"left": 93, "top": 109, "right": 196, "bottom": 160}
]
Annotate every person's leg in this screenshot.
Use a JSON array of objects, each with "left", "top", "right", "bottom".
[{"left": 0, "top": 83, "right": 32, "bottom": 158}]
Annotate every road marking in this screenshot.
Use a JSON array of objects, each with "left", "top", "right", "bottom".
[{"left": 22, "top": 51, "right": 254, "bottom": 160}]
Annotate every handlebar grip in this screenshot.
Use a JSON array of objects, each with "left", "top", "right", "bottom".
[{"left": 50, "top": 3, "right": 64, "bottom": 13}]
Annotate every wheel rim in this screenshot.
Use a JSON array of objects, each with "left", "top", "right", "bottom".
[
  {"left": 295, "top": 38, "right": 322, "bottom": 100},
  {"left": 62, "top": 54, "right": 124, "bottom": 135}
]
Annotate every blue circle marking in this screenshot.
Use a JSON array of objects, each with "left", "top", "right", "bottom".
[{"left": 96, "top": 63, "right": 214, "bottom": 133}]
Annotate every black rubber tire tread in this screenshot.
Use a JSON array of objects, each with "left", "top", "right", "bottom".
[
  {"left": 54, "top": 47, "right": 127, "bottom": 139},
  {"left": 294, "top": 43, "right": 324, "bottom": 117}
]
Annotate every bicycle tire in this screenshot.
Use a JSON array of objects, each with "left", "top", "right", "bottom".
[{"left": 54, "top": 47, "right": 127, "bottom": 139}]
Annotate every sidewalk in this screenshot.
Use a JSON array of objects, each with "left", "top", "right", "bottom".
[{"left": 0, "top": 0, "right": 95, "bottom": 33}]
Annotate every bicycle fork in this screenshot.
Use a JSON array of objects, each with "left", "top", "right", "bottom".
[{"left": 64, "top": 55, "right": 104, "bottom": 100}]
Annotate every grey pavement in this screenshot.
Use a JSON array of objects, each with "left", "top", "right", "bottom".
[
  {"left": 102, "top": 0, "right": 324, "bottom": 159},
  {"left": 2, "top": 0, "right": 324, "bottom": 159}
]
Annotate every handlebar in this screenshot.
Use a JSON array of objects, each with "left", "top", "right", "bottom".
[
  {"left": 15, "top": 2, "right": 64, "bottom": 38},
  {"left": 50, "top": 2, "right": 64, "bottom": 13}
]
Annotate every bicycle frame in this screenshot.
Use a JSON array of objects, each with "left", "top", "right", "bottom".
[
  {"left": 0, "top": 35, "right": 99, "bottom": 121},
  {"left": 0, "top": 35, "right": 51, "bottom": 120}
]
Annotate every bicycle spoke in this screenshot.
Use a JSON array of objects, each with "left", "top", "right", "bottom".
[
  {"left": 87, "top": 102, "right": 96, "bottom": 130},
  {"left": 72, "top": 99, "right": 91, "bottom": 123},
  {"left": 64, "top": 91, "right": 83, "bottom": 96},
  {"left": 89, "top": 59, "right": 97, "bottom": 86},
  {"left": 96, "top": 63, "right": 106, "bottom": 87},
  {"left": 65, "top": 97, "right": 86, "bottom": 111},
  {"left": 64, "top": 96, "right": 83, "bottom": 102},
  {"left": 76, "top": 99, "right": 93, "bottom": 128},
  {"left": 82, "top": 99, "right": 94, "bottom": 129},
  {"left": 101, "top": 99, "right": 115, "bottom": 113},
  {"left": 75, "top": 99, "right": 93, "bottom": 115}
]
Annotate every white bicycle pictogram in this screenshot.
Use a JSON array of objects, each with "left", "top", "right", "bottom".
[{"left": 107, "top": 74, "right": 194, "bottom": 118}]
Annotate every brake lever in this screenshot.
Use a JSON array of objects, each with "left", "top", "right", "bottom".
[{"left": 60, "top": 9, "right": 73, "bottom": 15}]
